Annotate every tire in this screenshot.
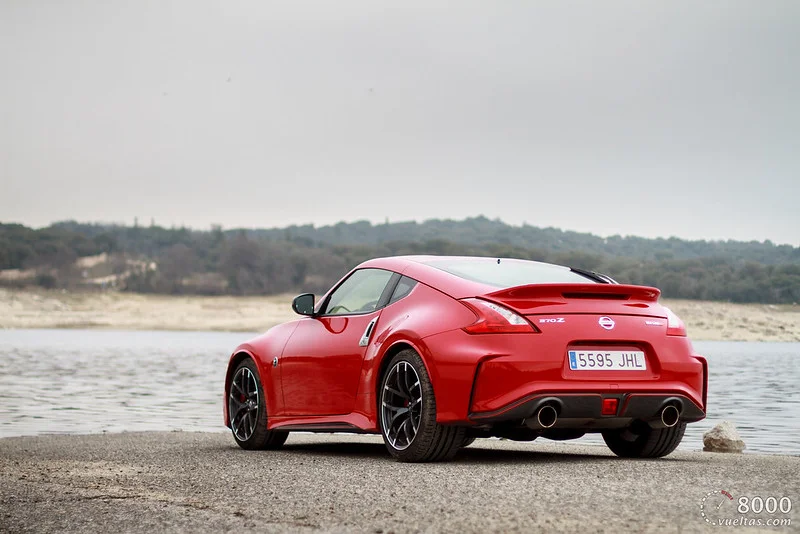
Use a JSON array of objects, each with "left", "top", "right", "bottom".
[
  {"left": 379, "top": 349, "right": 466, "bottom": 462},
  {"left": 227, "top": 359, "right": 288, "bottom": 450},
  {"left": 602, "top": 422, "right": 686, "bottom": 458},
  {"left": 461, "top": 437, "right": 477, "bottom": 448}
]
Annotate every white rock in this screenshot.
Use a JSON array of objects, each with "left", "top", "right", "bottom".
[{"left": 703, "top": 421, "right": 746, "bottom": 453}]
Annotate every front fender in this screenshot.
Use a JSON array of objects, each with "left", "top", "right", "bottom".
[{"left": 222, "top": 322, "right": 300, "bottom": 427}]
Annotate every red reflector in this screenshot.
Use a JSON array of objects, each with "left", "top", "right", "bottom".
[{"left": 602, "top": 398, "right": 618, "bottom": 415}]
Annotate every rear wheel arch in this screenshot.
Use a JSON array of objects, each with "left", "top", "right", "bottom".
[{"left": 376, "top": 340, "right": 436, "bottom": 404}]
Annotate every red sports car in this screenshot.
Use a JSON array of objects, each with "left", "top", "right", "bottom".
[{"left": 224, "top": 256, "right": 707, "bottom": 462}]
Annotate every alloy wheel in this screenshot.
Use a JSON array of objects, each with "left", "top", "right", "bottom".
[
  {"left": 229, "top": 366, "right": 259, "bottom": 442},
  {"left": 381, "top": 361, "right": 423, "bottom": 450}
]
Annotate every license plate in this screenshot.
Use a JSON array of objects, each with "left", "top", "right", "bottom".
[{"left": 568, "top": 350, "right": 647, "bottom": 371}]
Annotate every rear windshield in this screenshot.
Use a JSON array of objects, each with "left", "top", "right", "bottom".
[{"left": 422, "top": 258, "right": 596, "bottom": 288}]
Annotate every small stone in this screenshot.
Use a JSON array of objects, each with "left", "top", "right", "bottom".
[{"left": 703, "top": 421, "right": 746, "bottom": 453}]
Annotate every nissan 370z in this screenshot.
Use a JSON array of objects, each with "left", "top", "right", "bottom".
[{"left": 223, "top": 256, "right": 707, "bottom": 462}]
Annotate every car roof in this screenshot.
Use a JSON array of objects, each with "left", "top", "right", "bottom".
[{"left": 356, "top": 255, "right": 553, "bottom": 299}]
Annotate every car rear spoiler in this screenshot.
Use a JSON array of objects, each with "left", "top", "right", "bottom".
[{"left": 486, "top": 283, "right": 661, "bottom": 302}]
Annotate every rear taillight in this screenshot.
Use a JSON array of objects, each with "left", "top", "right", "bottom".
[
  {"left": 664, "top": 307, "right": 687, "bottom": 336},
  {"left": 460, "top": 298, "right": 538, "bottom": 334}
]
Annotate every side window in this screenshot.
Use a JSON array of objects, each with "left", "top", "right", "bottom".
[
  {"left": 323, "top": 269, "right": 394, "bottom": 315},
  {"left": 388, "top": 276, "right": 417, "bottom": 305}
]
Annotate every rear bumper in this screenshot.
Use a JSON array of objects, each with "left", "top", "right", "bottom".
[
  {"left": 420, "top": 328, "right": 707, "bottom": 425},
  {"left": 469, "top": 392, "right": 705, "bottom": 428}
]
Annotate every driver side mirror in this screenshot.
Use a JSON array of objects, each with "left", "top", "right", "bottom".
[{"left": 292, "top": 293, "right": 316, "bottom": 316}]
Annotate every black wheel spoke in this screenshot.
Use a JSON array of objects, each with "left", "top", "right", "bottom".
[
  {"left": 384, "top": 386, "right": 408, "bottom": 400},
  {"left": 395, "top": 367, "right": 406, "bottom": 397},
  {"left": 230, "top": 415, "right": 240, "bottom": 434},
  {"left": 382, "top": 402, "right": 403, "bottom": 413},
  {"left": 401, "top": 419, "right": 412, "bottom": 443},
  {"left": 232, "top": 404, "right": 248, "bottom": 421},
  {"left": 246, "top": 410, "right": 255, "bottom": 435},
  {"left": 389, "top": 407, "right": 409, "bottom": 425},
  {"left": 231, "top": 409, "right": 246, "bottom": 437},
  {"left": 236, "top": 405, "right": 250, "bottom": 424}
]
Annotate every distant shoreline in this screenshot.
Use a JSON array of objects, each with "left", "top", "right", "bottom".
[{"left": 1, "top": 288, "right": 799, "bottom": 342}]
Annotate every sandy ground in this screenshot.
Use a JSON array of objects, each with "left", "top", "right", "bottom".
[
  {"left": 663, "top": 299, "right": 800, "bottom": 342},
  {"left": 0, "top": 288, "right": 798, "bottom": 341},
  {"left": 0, "top": 289, "right": 293, "bottom": 333},
  {"left": 1, "top": 432, "right": 797, "bottom": 533}
]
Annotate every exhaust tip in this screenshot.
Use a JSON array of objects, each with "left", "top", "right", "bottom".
[
  {"left": 537, "top": 405, "right": 558, "bottom": 429},
  {"left": 661, "top": 405, "right": 680, "bottom": 428}
]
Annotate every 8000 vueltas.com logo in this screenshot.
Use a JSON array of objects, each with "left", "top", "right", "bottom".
[{"left": 700, "top": 490, "right": 792, "bottom": 527}]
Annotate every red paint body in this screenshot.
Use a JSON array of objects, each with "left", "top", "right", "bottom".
[{"left": 224, "top": 256, "right": 706, "bottom": 434}]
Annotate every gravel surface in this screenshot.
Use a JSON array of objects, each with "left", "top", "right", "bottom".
[{"left": 1, "top": 432, "right": 798, "bottom": 533}]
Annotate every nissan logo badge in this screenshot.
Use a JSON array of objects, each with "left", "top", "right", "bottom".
[{"left": 598, "top": 316, "right": 615, "bottom": 330}]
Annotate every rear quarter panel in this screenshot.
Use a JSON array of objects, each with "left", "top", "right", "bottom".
[{"left": 354, "top": 282, "right": 477, "bottom": 428}]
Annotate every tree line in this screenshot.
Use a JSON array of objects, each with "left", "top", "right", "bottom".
[{"left": 0, "top": 219, "right": 798, "bottom": 304}]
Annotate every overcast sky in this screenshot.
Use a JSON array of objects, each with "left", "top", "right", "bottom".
[{"left": 1, "top": 1, "right": 798, "bottom": 245}]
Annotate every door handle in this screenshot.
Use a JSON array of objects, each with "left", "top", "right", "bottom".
[{"left": 358, "top": 317, "right": 379, "bottom": 347}]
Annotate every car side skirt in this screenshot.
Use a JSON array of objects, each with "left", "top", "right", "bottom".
[{"left": 268, "top": 413, "right": 378, "bottom": 433}]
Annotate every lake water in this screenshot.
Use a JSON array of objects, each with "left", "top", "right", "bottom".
[{"left": 0, "top": 330, "right": 798, "bottom": 455}]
